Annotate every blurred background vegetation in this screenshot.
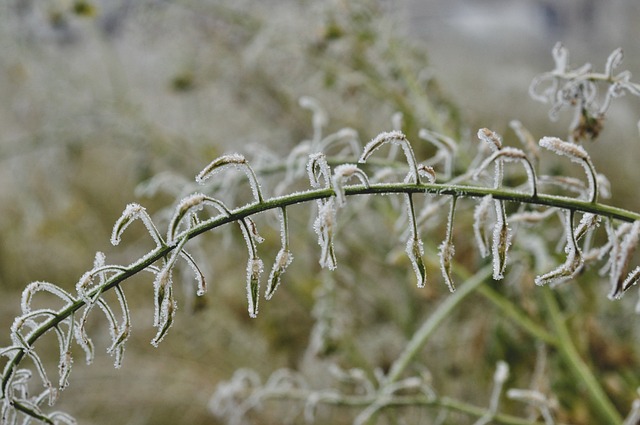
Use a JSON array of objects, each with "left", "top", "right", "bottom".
[{"left": 1, "top": 0, "right": 640, "bottom": 424}]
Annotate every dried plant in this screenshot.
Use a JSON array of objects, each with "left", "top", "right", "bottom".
[{"left": 2, "top": 35, "right": 640, "bottom": 425}]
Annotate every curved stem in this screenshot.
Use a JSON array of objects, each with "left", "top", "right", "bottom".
[{"left": 2, "top": 180, "right": 639, "bottom": 402}]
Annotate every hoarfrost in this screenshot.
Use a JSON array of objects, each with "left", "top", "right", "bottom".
[
  {"left": 473, "top": 196, "right": 493, "bottom": 258},
  {"left": 111, "top": 203, "right": 163, "bottom": 247},
  {"left": 491, "top": 200, "right": 512, "bottom": 280},
  {"left": 539, "top": 137, "right": 597, "bottom": 202},
  {"left": 332, "top": 164, "right": 370, "bottom": 207},
  {"left": 360, "top": 131, "right": 420, "bottom": 184},
  {"left": 535, "top": 211, "right": 584, "bottom": 286},
  {"left": 246, "top": 258, "right": 264, "bottom": 318},
  {"left": 196, "top": 154, "right": 264, "bottom": 203}
]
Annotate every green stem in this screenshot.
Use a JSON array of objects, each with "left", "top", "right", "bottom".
[
  {"left": 385, "top": 264, "right": 493, "bottom": 385},
  {"left": 476, "top": 285, "right": 557, "bottom": 346},
  {"left": 3, "top": 179, "right": 639, "bottom": 407},
  {"left": 542, "top": 287, "right": 622, "bottom": 424}
]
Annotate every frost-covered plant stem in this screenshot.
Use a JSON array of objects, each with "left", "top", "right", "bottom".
[
  {"left": 3, "top": 180, "right": 639, "bottom": 406},
  {"left": 542, "top": 288, "right": 622, "bottom": 424}
]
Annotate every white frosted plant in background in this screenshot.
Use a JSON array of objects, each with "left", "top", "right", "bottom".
[{"left": 4, "top": 44, "right": 640, "bottom": 425}]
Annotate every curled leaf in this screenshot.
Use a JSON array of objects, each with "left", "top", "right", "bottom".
[
  {"left": 111, "top": 203, "right": 164, "bottom": 247},
  {"left": 332, "top": 164, "right": 370, "bottom": 207},
  {"left": 196, "top": 154, "right": 264, "bottom": 203},
  {"left": 360, "top": 131, "right": 421, "bottom": 184}
]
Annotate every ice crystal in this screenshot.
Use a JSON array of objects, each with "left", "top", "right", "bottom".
[
  {"left": 332, "top": 164, "right": 370, "bottom": 207},
  {"left": 438, "top": 197, "right": 457, "bottom": 292},
  {"left": 418, "top": 128, "right": 458, "bottom": 179},
  {"left": 246, "top": 258, "right": 264, "bottom": 318},
  {"left": 473, "top": 195, "right": 493, "bottom": 258},
  {"left": 609, "top": 220, "right": 640, "bottom": 299},
  {"left": 266, "top": 209, "right": 293, "bottom": 300},
  {"left": 491, "top": 200, "right": 511, "bottom": 280},
  {"left": 196, "top": 154, "right": 263, "bottom": 203},
  {"left": 360, "top": 131, "right": 420, "bottom": 184},
  {"left": 307, "top": 152, "right": 332, "bottom": 189},
  {"left": 314, "top": 198, "right": 338, "bottom": 270},
  {"left": 539, "top": 137, "right": 597, "bottom": 202},
  {"left": 509, "top": 120, "right": 539, "bottom": 164},
  {"left": 473, "top": 147, "right": 537, "bottom": 196},
  {"left": 477, "top": 128, "right": 502, "bottom": 152},
  {"left": 535, "top": 211, "right": 584, "bottom": 286},
  {"left": 111, "top": 203, "right": 164, "bottom": 247}
]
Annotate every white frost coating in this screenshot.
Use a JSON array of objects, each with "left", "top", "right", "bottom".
[
  {"left": 307, "top": 152, "right": 332, "bottom": 189},
  {"left": 245, "top": 217, "right": 265, "bottom": 244},
  {"left": 266, "top": 249, "right": 293, "bottom": 300},
  {"left": 314, "top": 198, "right": 337, "bottom": 270},
  {"left": 196, "top": 154, "right": 263, "bottom": 203},
  {"left": 439, "top": 197, "right": 457, "bottom": 292},
  {"left": 473, "top": 196, "right": 493, "bottom": 258},
  {"left": 535, "top": 211, "right": 584, "bottom": 287},
  {"left": 472, "top": 360, "right": 510, "bottom": 425},
  {"left": 359, "top": 131, "right": 421, "bottom": 184},
  {"left": 506, "top": 389, "right": 555, "bottom": 425},
  {"left": 491, "top": 200, "right": 511, "bottom": 280},
  {"left": 246, "top": 258, "right": 264, "bottom": 318},
  {"left": 168, "top": 193, "right": 231, "bottom": 242},
  {"left": 610, "top": 220, "right": 640, "bottom": 299},
  {"left": 622, "top": 266, "right": 640, "bottom": 293},
  {"left": 539, "top": 137, "right": 597, "bottom": 202},
  {"left": 574, "top": 213, "right": 600, "bottom": 242},
  {"left": 438, "top": 241, "right": 455, "bottom": 292},
  {"left": 180, "top": 251, "right": 207, "bottom": 296},
  {"left": 332, "top": 164, "right": 370, "bottom": 207},
  {"left": 605, "top": 48, "right": 624, "bottom": 78},
  {"left": 418, "top": 128, "right": 457, "bottom": 179},
  {"left": 151, "top": 264, "right": 177, "bottom": 347},
  {"left": 623, "top": 399, "right": 640, "bottom": 425},
  {"left": 21, "top": 281, "right": 75, "bottom": 316},
  {"left": 477, "top": 128, "right": 502, "bottom": 152},
  {"left": 417, "top": 164, "right": 437, "bottom": 183},
  {"left": 406, "top": 237, "right": 427, "bottom": 288},
  {"left": 473, "top": 147, "right": 537, "bottom": 196},
  {"left": 111, "top": 203, "right": 163, "bottom": 247},
  {"left": 299, "top": 96, "right": 327, "bottom": 146},
  {"left": 317, "top": 127, "right": 360, "bottom": 155},
  {"left": 509, "top": 120, "right": 539, "bottom": 163}
]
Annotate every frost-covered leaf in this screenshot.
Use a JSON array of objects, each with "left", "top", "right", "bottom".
[
  {"left": 473, "top": 147, "right": 537, "bottom": 195},
  {"left": 196, "top": 154, "right": 263, "bottom": 203},
  {"left": 509, "top": 120, "right": 539, "bottom": 164},
  {"left": 418, "top": 128, "right": 457, "bottom": 179},
  {"left": 111, "top": 203, "right": 164, "bottom": 247},
  {"left": 609, "top": 220, "right": 640, "bottom": 299},
  {"left": 299, "top": 96, "right": 328, "bottom": 146},
  {"left": 438, "top": 197, "right": 457, "bottom": 292},
  {"left": 539, "top": 136, "right": 598, "bottom": 202},
  {"left": 167, "top": 193, "right": 230, "bottom": 242},
  {"left": 359, "top": 131, "right": 421, "bottom": 184},
  {"left": 21, "top": 282, "right": 75, "bottom": 316},
  {"left": 492, "top": 200, "right": 512, "bottom": 280},
  {"left": 473, "top": 195, "right": 493, "bottom": 258},
  {"left": 266, "top": 208, "right": 293, "bottom": 300},
  {"left": 332, "top": 164, "right": 370, "bottom": 207},
  {"left": 314, "top": 198, "right": 338, "bottom": 270},
  {"left": 246, "top": 258, "right": 264, "bottom": 319},
  {"left": 307, "top": 152, "right": 332, "bottom": 189},
  {"left": 535, "top": 211, "right": 584, "bottom": 286},
  {"left": 477, "top": 128, "right": 503, "bottom": 152}
]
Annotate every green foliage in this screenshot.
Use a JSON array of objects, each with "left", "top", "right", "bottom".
[{"left": 2, "top": 2, "right": 640, "bottom": 425}]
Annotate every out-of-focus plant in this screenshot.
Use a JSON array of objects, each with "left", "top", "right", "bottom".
[{"left": 1, "top": 34, "right": 640, "bottom": 425}]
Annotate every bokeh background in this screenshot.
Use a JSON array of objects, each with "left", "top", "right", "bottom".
[{"left": 1, "top": 1, "right": 640, "bottom": 424}]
